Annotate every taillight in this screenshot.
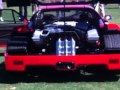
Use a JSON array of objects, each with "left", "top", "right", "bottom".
[
  {"left": 17, "top": 26, "right": 29, "bottom": 32},
  {"left": 13, "top": 60, "right": 23, "bottom": 65},
  {"left": 109, "top": 59, "right": 119, "bottom": 64}
]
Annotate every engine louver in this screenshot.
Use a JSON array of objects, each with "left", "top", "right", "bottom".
[{"left": 104, "top": 34, "right": 120, "bottom": 49}]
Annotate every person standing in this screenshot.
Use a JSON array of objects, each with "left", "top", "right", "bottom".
[
  {"left": 19, "top": 6, "right": 28, "bottom": 19},
  {"left": 31, "top": 0, "right": 37, "bottom": 14},
  {"left": 19, "top": 0, "right": 30, "bottom": 20},
  {"left": 0, "top": 0, "right": 3, "bottom": 21}
]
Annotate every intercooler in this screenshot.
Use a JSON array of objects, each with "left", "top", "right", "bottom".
[{"left": 56, "top": 38, "right": 76, "bottom": 56}]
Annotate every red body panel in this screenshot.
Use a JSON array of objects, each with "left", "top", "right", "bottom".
[
  {"left": 0, "top": 44, "right": 6, "bottom": 48},
  {"left": 38, "top": 5, "right": 94, "bottom": 10},
  {"left": 5, "top": 54, "right": 120, "bottom": 71},
  {"left": 107, "top": 23, "right": 120, "bottom": 31}
]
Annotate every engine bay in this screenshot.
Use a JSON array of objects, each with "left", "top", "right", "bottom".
[{"left": 32, "top": 21, "right": 100, "bottom": 55}]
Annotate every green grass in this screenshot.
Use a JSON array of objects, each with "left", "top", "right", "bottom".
[
  {"left": 1, "top": 82, "right": 120, "bottom": 90},
  {"left": 0, "top": 69, "right": 119, "bottom": 90},
  {"left": 105, "top": 4, "right": 120, "bottom": 25},
  {"left": 0, "top": 3, "right": 120, "bottom": 90},
  {"left": 0, "top": 48, "right": 5, "bottom": 53},
  {"left": 3, "top": 3, "right": 32, "bottom": 20}
]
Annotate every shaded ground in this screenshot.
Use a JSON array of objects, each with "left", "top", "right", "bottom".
[{"left": 0, "top": 60, "right": 119, "bottom": 84}]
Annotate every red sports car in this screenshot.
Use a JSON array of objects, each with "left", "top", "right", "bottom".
[{"left": 5, "top": 2, "right": 120, "bottom": 75}]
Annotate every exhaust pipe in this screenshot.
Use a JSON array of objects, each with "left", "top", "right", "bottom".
[{"left": 56, "top": 62, "right": 75, "bottom": 70}]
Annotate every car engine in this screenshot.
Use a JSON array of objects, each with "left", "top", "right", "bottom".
[{"left": 32, "top": 21, "right": 100, "bottom": 55}]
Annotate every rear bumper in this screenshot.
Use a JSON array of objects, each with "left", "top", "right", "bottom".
[{"left": 5, "top": 54, "right": 120, "bottom": 71}]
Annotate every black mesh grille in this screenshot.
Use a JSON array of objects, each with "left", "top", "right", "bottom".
[{"left": 104, "top": 34, "right": 120, "bottom": 49}]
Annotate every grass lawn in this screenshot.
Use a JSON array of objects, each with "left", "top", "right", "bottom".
[
  {"left": 105, "top": 4, "right": 120, "bottom": 25},
  {"left": 0, "top": 3, "right": 120, "bottom": 90}
]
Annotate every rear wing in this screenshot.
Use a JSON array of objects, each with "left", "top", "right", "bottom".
[
  {"left": 36, "top": 0, "right": 93, "bottom": 5},
  {"left": 36, "top": 0, "right": 120, "bottom": 5}
]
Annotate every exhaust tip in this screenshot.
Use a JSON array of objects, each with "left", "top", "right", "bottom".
[{"left": 56, "top": 62, "right": 75, "bottom": 70}]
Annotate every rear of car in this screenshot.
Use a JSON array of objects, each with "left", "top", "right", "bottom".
[{"left": 4, "top": 4, "right": 120, "bottom": 75}]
